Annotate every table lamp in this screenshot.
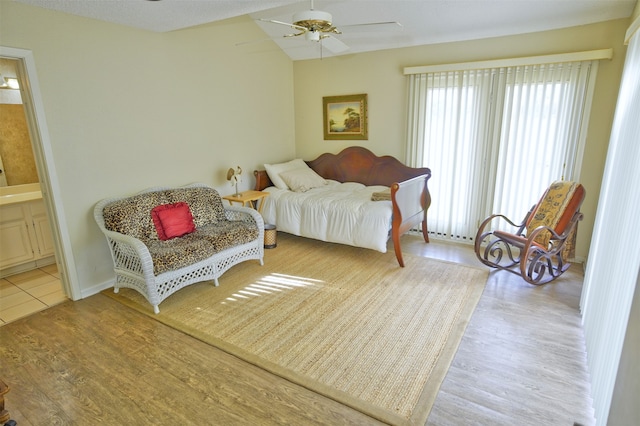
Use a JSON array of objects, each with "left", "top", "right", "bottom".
[{"left": 226, "top": 166, "right": 242, "bottom": 197}]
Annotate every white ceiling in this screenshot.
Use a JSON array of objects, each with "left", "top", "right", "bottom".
[{"left": 13, "top": 0, "right": 637, "bottom": 61}]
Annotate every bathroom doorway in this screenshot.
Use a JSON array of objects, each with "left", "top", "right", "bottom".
[
  {"left": 0, "top": 46, "right": 81, "bottom": 308},
  {"left": 0, "top": 57, "right": 67, "bottom": 323}
]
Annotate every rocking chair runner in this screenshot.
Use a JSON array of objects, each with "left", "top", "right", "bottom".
[{"left": 474, "top": 181, "right": 586, "bottom": 285}]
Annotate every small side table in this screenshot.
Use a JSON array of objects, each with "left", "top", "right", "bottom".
[{"left": 223, "top": 190, "right": 269, "bottom": 213}]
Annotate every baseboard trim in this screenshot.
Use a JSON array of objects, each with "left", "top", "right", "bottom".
[{"left": 81, "top": 278, "right": 115, "bottom": 299}]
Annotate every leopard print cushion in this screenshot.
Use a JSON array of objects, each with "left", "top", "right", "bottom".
[
  {"left": 102, "top": 191, "right": 168, "bottom": 242},
  {"left": 164, "top": 187, "right": 226, "bottom": 228},
  {"left": 146, "top": 220, "right": 259, "bottom": 275},
  {"left": 102, "top": 186, "right": 227, "bottom": 242}
]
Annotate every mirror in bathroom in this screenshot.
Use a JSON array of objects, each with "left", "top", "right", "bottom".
[{"left": 0, "top": 57, "right": 39, "bottom": 187}]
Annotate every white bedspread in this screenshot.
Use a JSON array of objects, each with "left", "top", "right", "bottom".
[{"left": 261, "top": 180, "right": 392, "bottom": 252}]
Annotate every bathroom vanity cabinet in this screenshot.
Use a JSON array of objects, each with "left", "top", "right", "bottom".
[{"left": 0, "top": 197, "right": 55, "bottom": 275}]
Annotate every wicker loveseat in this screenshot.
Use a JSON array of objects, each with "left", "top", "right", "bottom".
[{"left": 94, "top": 183, "right": 264, "bottom": 313}]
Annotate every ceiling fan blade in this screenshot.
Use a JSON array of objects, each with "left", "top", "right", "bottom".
[
  {"left": 321, "top": 35, "right": 349, "bottom": 53},
  {"left": 283, "top": 32, "right": 306, "bottom": 39},
  {"left": 259, "top": 18, "right": 308, "bottom": 33},
  {"left": 339, "top": 21, "right": 404, "bottom": 33}
]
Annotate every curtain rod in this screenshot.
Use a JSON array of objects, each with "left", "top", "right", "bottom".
[{"left": 403, "top": 48, "right": 613, "bottom": 75}]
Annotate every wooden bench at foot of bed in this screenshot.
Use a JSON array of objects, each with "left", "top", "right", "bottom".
[{"left": 254, "top": 146, "right": 431, "bottom": 267}]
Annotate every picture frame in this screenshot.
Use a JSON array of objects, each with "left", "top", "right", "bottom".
[{"left": 322, "top": 93, "right": 368, "bottom": 140}]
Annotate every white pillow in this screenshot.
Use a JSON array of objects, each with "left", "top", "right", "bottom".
[
  {"left": 264, "top": 158, "right": 309, "bottom": 190},
  {"left": 279, "top": 168, "right": 327, "bottom": 192}
]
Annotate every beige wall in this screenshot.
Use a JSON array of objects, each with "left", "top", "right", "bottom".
[
  {"left": 1, "top": 2, "right": 296, "bottom": 294},
  {"left": 293, "top": 19, "right": 630, "bottom": 261}
]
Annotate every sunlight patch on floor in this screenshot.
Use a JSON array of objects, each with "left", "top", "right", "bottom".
[{"left": 222, "top": 273, "right": 323, "bottom": 304}]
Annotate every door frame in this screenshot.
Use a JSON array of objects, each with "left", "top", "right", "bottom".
[{"left": 1, "top": 46, "right": 81, "bottom": 300}]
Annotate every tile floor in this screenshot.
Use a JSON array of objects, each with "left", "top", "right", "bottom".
[{"left": 0, "top": 264, "right": 68, "bottom": 325}]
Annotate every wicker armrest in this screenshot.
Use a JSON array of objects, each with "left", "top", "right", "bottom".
[
  {"left": 224, "top": 205, "right": 265, "bottom": 229},
  {"left": 100, "top": 228, "right": 157, "bottom": 282}
]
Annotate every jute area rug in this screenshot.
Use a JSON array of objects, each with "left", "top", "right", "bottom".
[{"left": 104, "top": 233, "right": 488, "bottom": 425}]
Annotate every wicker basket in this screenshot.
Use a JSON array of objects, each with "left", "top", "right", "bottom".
[{"left": 264, "top": 224, "right": 277, "bottom": 249}]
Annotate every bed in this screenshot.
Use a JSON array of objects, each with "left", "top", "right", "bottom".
[{"left": 253, "top": 146, "right": 431, "bottom": 267}]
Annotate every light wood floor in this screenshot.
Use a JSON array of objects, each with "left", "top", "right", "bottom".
[
  {"left": 0, "top": 264, "right": 67, "bottom": 325},
  {"left": 0, "top": 234, "right": 594, "bottom": 425}
]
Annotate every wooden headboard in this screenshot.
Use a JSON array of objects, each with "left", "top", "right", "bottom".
[{"left": 254, "top": 146, "right": 431, "bottom": 191}]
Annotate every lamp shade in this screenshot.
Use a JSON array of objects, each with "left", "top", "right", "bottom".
[{"left": 226, "top": 166, "right": 242, "bottom": 185}]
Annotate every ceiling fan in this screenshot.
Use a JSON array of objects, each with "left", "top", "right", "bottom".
[{"left": 257, "top": 0, "right": 403, "bottom": 55}]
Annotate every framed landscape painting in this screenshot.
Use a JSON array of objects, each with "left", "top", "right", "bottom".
[{"left": 323, "top": 93, "right": 368, "bottom": 140}]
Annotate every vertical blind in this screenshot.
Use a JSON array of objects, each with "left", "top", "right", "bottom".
[
  {"left": 405, "top": 56, "right": 600, "bottom": 243},
  {"left": 580, "top": 30, "right": 640, "bottom": 423}
]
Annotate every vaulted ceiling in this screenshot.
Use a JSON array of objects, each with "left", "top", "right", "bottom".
[{"left": 13, "top": 0, "right": 637, "bottom": 60}]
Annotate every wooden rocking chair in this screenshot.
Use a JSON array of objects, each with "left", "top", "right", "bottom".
[{"left": 474, "top": 181, "right": 585, "bottom": 285}]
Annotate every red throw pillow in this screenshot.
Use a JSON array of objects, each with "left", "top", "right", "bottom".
[{"left": 151, "top": 202, "right": 196, "bottom": 240}]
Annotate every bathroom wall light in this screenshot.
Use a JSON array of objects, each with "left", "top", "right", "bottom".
[
  {"left": 0, "top": 76, "right": 19, "bottom": 90},
  {"left": 6, "top": 78, "right": 19, "bottom": 89}
]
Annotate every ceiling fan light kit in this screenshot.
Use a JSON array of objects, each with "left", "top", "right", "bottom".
[{"left": 306, "top": 31, "right": 321, "bottom": 42}]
